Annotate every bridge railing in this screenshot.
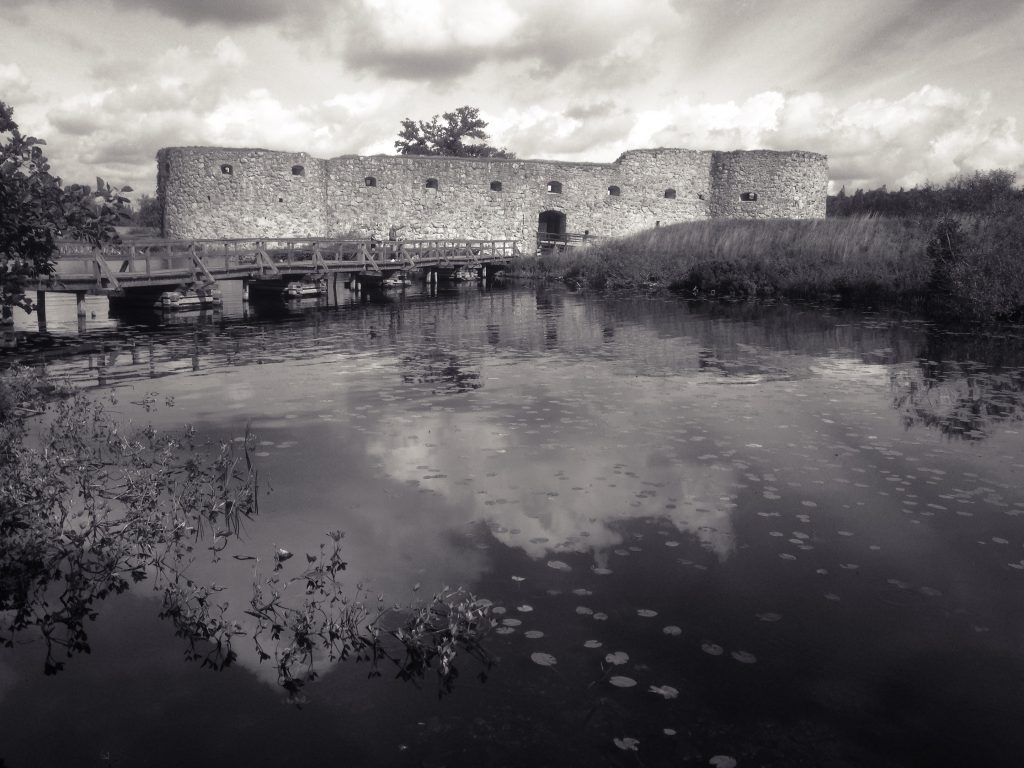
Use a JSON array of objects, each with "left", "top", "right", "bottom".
[{"left": 48, "top": 237, "right": 519, "bottom": 287}]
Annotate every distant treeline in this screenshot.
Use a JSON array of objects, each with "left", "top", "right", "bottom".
[{"left": 827, "top": 169, "right": 1023, "bottom": 218}]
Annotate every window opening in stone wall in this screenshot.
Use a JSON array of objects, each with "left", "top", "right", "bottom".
[
  {"left": 365, "top": 176, "right": 376, "bottom": 187},
  {"left": 279, "top": 197, "right": 284, "bottom": 203},
  {"left": 740, "top": 191, "right": 758, "bottom": 202},
  {"left": 425, "top": 178, "right": 439, "bottom": 189},
  {"left": 547, "top": 181, "right": 562, "bottom": 193},
  {"left": 608, "top": 185, "right": 621, "bottom": 196},
  {"left": 292, "top": 165, "right": 305, "bottom": 176},
  {"left": 490, "top": 181, "right": 503, "bottom": 192},
  {"left": 220, "top": 164, "right": 232, "bottom": 175},
  {"left": 664, "top": 188, "right": 676, "bottom": 199}
]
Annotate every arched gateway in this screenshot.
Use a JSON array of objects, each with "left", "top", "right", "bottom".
[{"left": 537, "top": 210, "right": 567, "bottom": 249}]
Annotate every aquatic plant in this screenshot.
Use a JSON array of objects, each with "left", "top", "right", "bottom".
[{"left": 0, "top": 366, "right": 492, "bottom": 699}]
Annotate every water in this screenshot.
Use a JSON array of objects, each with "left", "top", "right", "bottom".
[{"left": 2, "top": 283, "right": 1024, "bottom": 767}]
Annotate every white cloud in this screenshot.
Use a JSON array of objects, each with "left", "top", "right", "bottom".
[
  {"left": 637, "top": 86, "right": 1024, "bottom": 190},
  {"left": 213, "top": 36, "right": 247, "bottom": 67},
  {"left": 362, "top": 0, "right": 522, "bottom": 50},
  {"left": 0, "top": 62, "right": 31, "bottom": 102}
]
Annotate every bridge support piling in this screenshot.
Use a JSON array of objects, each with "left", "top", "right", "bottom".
[
  {"left": 241, "top": 279, "right": 250, "bottom": 301},
  {"left": 75, "top": 291, "right": 87, "bottom": 318},
  {"left": 35, "top": 291, "right": 47, "bottom": 330}
]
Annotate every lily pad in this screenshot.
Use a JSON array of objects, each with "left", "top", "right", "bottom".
[
  {"left": 613, "top": 737, "right": 639, "bottom": 752},
  {"left": 575, "top": 606, "right": 594, "bottom": 615},
  {"left": 637, "top": 609, "right": 658, "bottom": 618},
  {"left": 649, "top": 684, "right": 679, "bottom": 699},
  {"left": 609, "top": 675, "right": 637, "bottom": 688},
  {"left": 547, "top": 560, "right": 572, "bottom": 572},
  {"left": 530, "top": 652, "right": 557, "bottom": 666},
  {"left": 731, "top": 650, "right": 757, "bottom": 664},
  {"left": 593, "top": 612, "right": 609, "bottom": 621},
  {"left": 701, "top": 643, "right": 724, "bottom": 656},
  {"left": 605, "top": 651, "right": 629, "bottom": 665},
  {"left": 524, "top": 630, "right": 544, "bottom": 639},
  {"left": 516, "top": 604, "right": 533, "bottom": 612},
  {"left": 592, "top": 567, "right": 613, "bottom": 575},
  {"left": 584, "top": 640, "right": 603, "bottom": 648},
  {"left": 755, "top": 612, "right": 782, "bottom": 623},
  {"left": 663, "top": 625, "right": 683, "bottom": 636},
  {"left": 709, "top": 756, "right": 737, "bottom": 768}
]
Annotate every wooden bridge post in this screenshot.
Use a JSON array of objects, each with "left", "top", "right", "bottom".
[
  {"left": 76, "top": 291, "right": 87, "bottom": 318},
  {"left": 35, "top": 291, "right": 47, "bottom": 327}
]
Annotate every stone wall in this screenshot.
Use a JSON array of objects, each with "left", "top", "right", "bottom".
[
  {"left": 157, "top": 146, "right": 827, "bottom": 243},
  {"left": 710, "top": 150, "right": 827, "bottom": 219}
]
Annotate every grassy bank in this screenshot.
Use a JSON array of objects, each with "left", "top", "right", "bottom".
[{"left": 515, "top": 208, "right": 1024, "bottom": 322}]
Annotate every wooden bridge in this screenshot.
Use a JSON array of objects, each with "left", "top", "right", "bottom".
[{"left": 35, "top": 237, "right": 520, "bottom": 315}]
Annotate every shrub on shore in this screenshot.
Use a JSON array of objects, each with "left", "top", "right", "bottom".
[{"left": 926, "top": 203, "right": 1024, "bottom": 321}]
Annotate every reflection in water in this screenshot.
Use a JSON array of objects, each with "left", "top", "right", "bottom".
[
  {"left": 399, "top": 352, "right": 482, "bottom": 393},
  {"left": 892, "top": 330, "right": 1024, "bottom": 439},
  {"left": 20, "top": 287, "right": 1021, "bottom": 445},
  {"left": 2, "top": 286, "right": 1024, "bottom": 767}
]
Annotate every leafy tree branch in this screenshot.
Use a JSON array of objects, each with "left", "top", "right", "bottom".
[{"left": 1, "top": 100, "right": 131, "bottom": 319}]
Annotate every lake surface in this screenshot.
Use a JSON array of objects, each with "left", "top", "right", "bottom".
[{"left": 3, "top": 283, "right": 1024, "bottom": 767}]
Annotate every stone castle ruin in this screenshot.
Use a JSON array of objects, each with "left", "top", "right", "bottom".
[{"left": 156, "top": 146, "right": 828, "bottom": 245}]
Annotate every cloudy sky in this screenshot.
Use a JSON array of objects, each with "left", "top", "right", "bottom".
[{"left": 2, "top": 0, "right": 1023, "bottom": 197}]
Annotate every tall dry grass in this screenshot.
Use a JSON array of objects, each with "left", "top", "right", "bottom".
[{"left": 567, "top": 217, "right": 932, "bottom": 302}]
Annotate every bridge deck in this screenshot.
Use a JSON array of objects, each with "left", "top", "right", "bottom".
[{"left": 41, "top": 237, "right": 520, "bottom": 295}]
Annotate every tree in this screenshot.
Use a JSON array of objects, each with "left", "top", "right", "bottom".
[
  {"left": 133, "top": 192, "right": 163, "bottom": 229},
  {"left": 1, "top": 100, "right": 131, "bottom": 320},
  {"left": 395, "top": 105, "right": 515, "bottom": 159}
]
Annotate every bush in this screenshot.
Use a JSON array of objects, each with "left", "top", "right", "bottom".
[{"left": 927, "top": 202, "right": 1024, "bottom": 321}]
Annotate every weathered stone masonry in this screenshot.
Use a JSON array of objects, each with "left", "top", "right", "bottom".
[{"left": 157, "top": 146, "right": 828, "bottom": 245}]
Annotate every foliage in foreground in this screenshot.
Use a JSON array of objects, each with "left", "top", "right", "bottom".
[
  {"left": 1, "top": 100, "right": 131, "bottom": 320},
  {"left": 0, "top": 367, "right": 492, "bottom": 700}
]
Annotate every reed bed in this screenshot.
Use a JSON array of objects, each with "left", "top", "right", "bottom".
[{"left": 565, "top": 217, "right": 933, "bottom": 303}]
